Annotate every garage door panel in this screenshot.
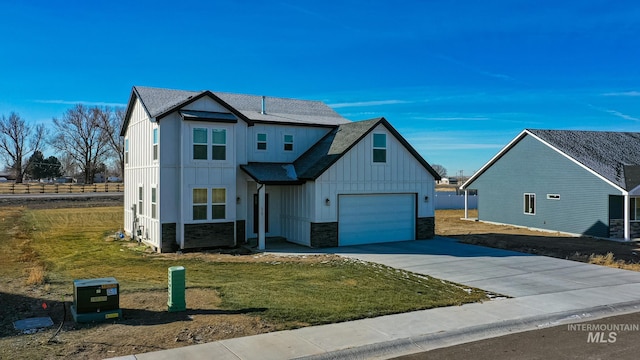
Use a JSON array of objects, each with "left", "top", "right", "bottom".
[{"left": 339, "top": 194, "right": 415, "bottom": 246}]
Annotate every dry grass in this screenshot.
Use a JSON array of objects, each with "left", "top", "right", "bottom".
[
  {"left": 25, "top": 265, "right": 46, "bottom": 285},
  {"left": 589, "top": 252, "right": 640, "bottom": 271}
]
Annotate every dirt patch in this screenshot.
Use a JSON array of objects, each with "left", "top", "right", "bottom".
[{"left": 437, "top": 209, "right": 640, "bottom": 268}]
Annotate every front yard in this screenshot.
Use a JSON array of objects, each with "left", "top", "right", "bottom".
[{"left": 0, "top": 205, "right": 487, "bottom": 360}]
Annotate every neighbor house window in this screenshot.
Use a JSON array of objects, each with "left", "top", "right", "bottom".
[
  {"left": 152, "top": 128, "right": 158, "bottom": 160},
  {"left": 151, "top": 187, "right": 157, "bottom": 219},
  {"left": 547, "top": 194, "right": 560, "bottom": 200},
  {"left": 211, "top": 188, "right": 226, "bottom": 219},
  {"left": 124, "top": 138, "right": 129, "bottom": 165},
  {"left": 630, "top": 198, "right": 640, "bottom": 221},
  {"left": 284, "top": 134, "right": 293, "bottom": 151},
  {"left": 138, "top": 185, "right": 143, "bottom": 215},
  {"left": 193, "top": 188, "right": 208, "bottom": 220},
  {"left": 257, "top": 133, "right": 267, "bottom": 150},
  {"left": 524, "top": 193, "right": 536, "bottom": 215},
  {"left": 373, "top": 133, "right": 386, "bottom": 163},
  {"left": 212, "top": 129, "right": 226, "bottom": 160},
  {"left": 193, "top": 128, "right": 207, "bottom": 160}
]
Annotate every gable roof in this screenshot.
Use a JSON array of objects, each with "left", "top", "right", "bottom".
[
  {"left": 462, "top": 129, "right": 640, "bottom": 191},
  {"left": 120, "top": 86, "right": 349, "bottom": 135},
  {"left": 294, "top": 117, "right": 441, "bottom": 180}
]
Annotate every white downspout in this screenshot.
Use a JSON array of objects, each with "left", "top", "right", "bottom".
[
  {"left": 624, "top": 193, "right": 631, "bottom": 241},
  {"left": 258, "top": 182, "right": 266, "bottom": 250}
]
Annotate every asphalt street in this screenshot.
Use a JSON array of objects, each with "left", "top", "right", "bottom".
[{"left": 393, "top": 311, "right": 640, "bottom": 360}]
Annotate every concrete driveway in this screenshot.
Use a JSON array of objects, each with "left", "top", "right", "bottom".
[{"left": 324, "top": 237, "right": 640, "bottom": 298}]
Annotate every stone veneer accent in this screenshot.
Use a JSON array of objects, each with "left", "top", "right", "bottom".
[
  {"left": 184, "top": 222, "right": 235, "bottom": 249},
  {"left": 416, "top": 217, "right": 435, "bottom": 240},
  {"left": 161, "top": 223, "right": 177, "bottom": 253},
  {"left": 609, "top": 219, "right": 640, "bottom": 239},
  {"left": 236, "top": 220, "right": 246, "bottom": 244},
  {"left": 310, "top": 222, "right": 338, "bottom": 248}
]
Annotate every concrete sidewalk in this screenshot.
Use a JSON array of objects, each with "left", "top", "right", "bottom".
[{"left": 111, "top": 237, "right": 640, "bottom": 360}]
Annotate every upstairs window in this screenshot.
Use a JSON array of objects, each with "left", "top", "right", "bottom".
[
  {"left": 373, "top": 133, "right": 387, "bottom": 163},
  {"left": 257, "top": 133, "right": 267, "bottom": 150},
  {"left": 212, "top": 188, "right": 226, "bottom": 219},
  {"left": 193, "top": 188, "right": 208, "bottom": 220},
  {"left": 212, "top": 129, "right": 226, "bottom": 160},
  {"left": 124, "top": 138, "right": 129, "bottom": 165},
  {"left": 151, "top": 187, "right": 157, "bottom": 219},
  {"left": 152, "top": 128, "right": 158, "bottom": 160},
  {"left": 524, "top": 193, "right": 536, "bottom": 215},
  {"left": 193, "top": 128, "right": 208, "bottom": 160},
  {"left": 284, "top": 134, "right": 293, "bottom": 151}
]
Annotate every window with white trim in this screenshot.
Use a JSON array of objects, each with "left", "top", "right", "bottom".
[
  {"left": 284, "top": 134, "right": 293, "bottom": 151},
  {"left": 212, "top": 129, "right": 226, "bottom": 160},
  {"left": 124, "top": 138, "right": 129, "bottom": 165},
  {"left": 257, "top": 133, "right": 267, "bottom": 150},
  {"left": 152, "top": 128, "right": 158, "bottom": 160},
  {"left": 211, "top": 188, "right": 226, "bottom": 219},
  {"left": 151, "top": 186, "right": 157, "bottom": 219},
  {"left": 373, "top": 133, "right": 386, "bottom": 163},
  {"left": 547, "top": 194, "right": 560, "bottom": 200},
  {"left": 138, "top": 185, "right": 143, "bottom": 215},
  {"left": 193, "top": 188, "right": 208, "bottom": 220},
  {"left": 524, "top": 193, "right": 536, "bottom": 215},
  {"left": 193, "top": 128, "right": 207, "bottom": 160}
]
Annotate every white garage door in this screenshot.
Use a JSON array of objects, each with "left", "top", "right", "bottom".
[{"left": 338, "top": 194, "right": 415, "bottom": 246}]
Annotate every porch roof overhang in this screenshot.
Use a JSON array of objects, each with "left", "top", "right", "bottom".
[{"left": 240, "top": 163, "right": 306, "bottom": 185}]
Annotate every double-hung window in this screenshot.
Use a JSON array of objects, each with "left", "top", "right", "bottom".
[
  {"left": 524, "top": 193, "right": 536, "bottom": 215},
  {"left": 212, "top": 129, "right": 226, "bottom": 160},
  {"left": 212, "top": 188, "right": 226, "bottom": 219},
  {"left": 138, "top": 185, "right": 143, "bottom": 215},
  {"left": 151, "top": 187, "right": 157, "bottom": 219},
  {"left": 284, "top": 134, "right": 293, "bottom": 151},
  {"left": 193, "top": 188, "right": 208, "bottom": 220},
  {"left": 257, "top": 133, "right": 267, "bottom": 150},
  {"left": 193, "top": 128, "right": 208, "bottom": 160},
  {"left": 152, "top": 128, "right": 158, "bottom": 160},
  {"left": 373, "top": 133, "right": 387, "bottom": 163},
  {"left": 124, "top": 138, "right": 129, "bottom": 165}
]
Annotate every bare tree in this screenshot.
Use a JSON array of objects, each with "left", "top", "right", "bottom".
[
  {"left": 431, "top": 164, "right": 448, "bottom": 178},
  {"left": 98, "top": 107, "right": 125, "bottom": 178},
  {"left": 0, "top": 112, "right": 46, "bottom": 183},
  {"left": 50, "top": 105, "right": 111, "bottom": 184}
]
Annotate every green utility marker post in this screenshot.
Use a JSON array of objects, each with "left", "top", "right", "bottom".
[{"left": 168, "top": 266, "right": 186, "bottom": 312}]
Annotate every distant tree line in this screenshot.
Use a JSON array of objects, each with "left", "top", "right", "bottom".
[{"left": 0, "top": 105, "right": 124, "bottom": 184}]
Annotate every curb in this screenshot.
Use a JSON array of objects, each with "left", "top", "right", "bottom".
[{"left": 296, "top": 300, "right": 640, "bottom": 360}]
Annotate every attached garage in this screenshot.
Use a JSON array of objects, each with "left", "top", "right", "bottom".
[{"left": 338, "top": 194, "right": 416, "bottom": 246}]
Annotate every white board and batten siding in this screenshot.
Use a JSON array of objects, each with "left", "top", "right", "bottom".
[
  {"left": 123, "top": 97, "right": 160, "bottom": 247},
  {"left": 247, "top": 125, "right": 331, "bottom": 163},
  {"left": 314, "top": 124, "right": 436, "bottom": 245}
]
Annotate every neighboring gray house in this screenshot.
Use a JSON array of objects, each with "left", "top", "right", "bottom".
[
  {"left": 460, "top": 129, "right": 640, "bottom": 241},
  {"left": 120, "top": 86, "right": 440, "bottom": 252}
]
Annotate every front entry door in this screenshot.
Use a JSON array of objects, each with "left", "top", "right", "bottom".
[{"left": 253, "top": 193, "right": 269, "bottom": 233}]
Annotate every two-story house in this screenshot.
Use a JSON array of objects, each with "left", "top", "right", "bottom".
[{"left": 120, "top": 86, "right": 440, "bottom": 252}]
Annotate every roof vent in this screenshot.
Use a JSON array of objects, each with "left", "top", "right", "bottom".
[{"left": 261, "top": 96, "right": 266, "bottom": 115}]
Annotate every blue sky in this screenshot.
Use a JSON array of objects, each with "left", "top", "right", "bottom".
[{"left": 1, "top": 0, "right": 639, "bottom": 176}]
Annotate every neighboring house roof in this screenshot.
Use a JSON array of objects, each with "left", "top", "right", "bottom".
[
  {"left": 462, "top": 129, "right": 640, "bottom": 191},
  {"left": 120, "top": 86, "right": 349, "bottom": 135}
]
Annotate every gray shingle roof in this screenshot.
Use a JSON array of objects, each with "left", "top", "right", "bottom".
[
  {"left": 528, "top": 129, "right": 640, "bottom": 190},
  {"left": 240, "top": 163, "right": 303, "bottom": 185},
  {"left": 133, "top": 86, "right": 348, "bottom": 126}
]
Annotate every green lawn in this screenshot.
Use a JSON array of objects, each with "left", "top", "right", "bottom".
[{"left": 13, "top": 206, "right": 488, "bottom": 326}]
